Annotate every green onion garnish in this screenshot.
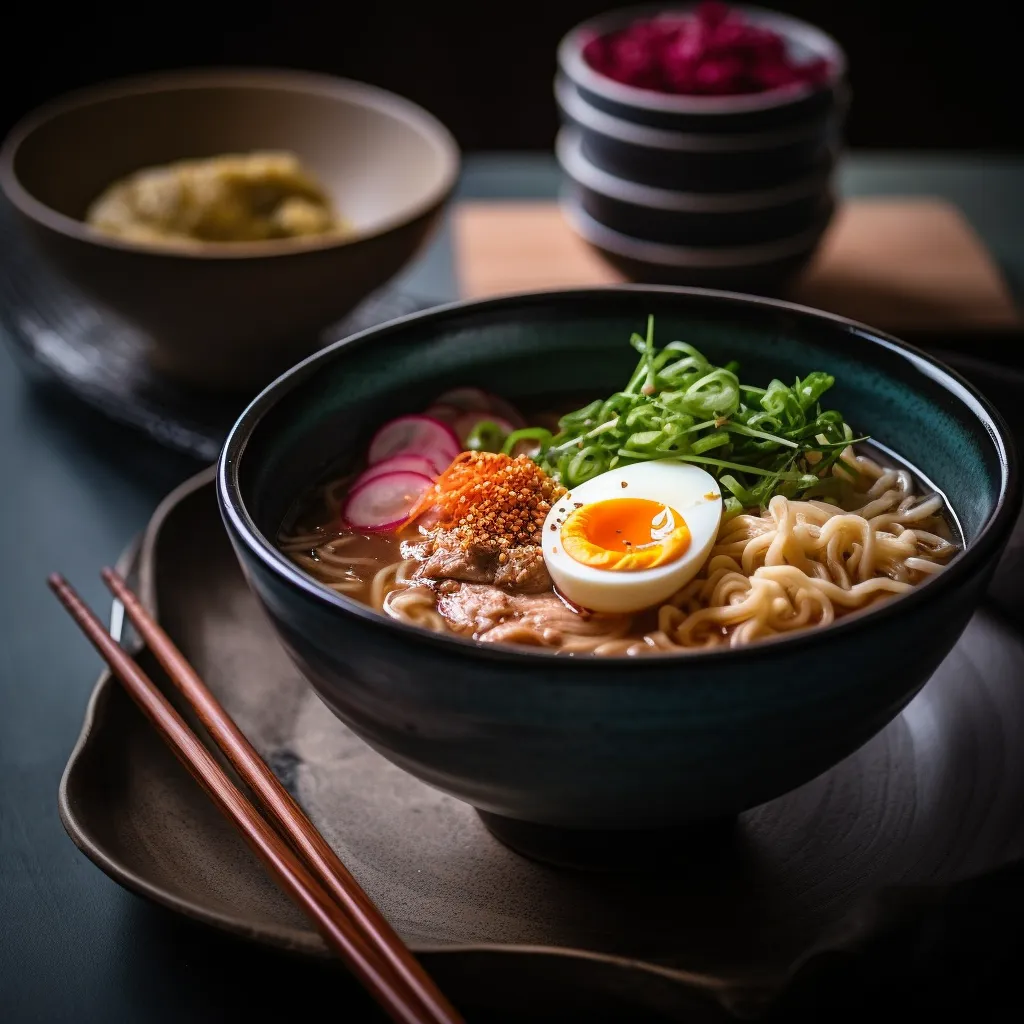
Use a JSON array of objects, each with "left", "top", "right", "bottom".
[{"left": 532, "top": 318, "right": 865, "bottom": 507}]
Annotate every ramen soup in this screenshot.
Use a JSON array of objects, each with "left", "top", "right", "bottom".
[{"left": 279, "top": 319, "right": 959, "bottom": 654}]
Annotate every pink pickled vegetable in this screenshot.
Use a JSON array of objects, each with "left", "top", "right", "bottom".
[
  {"left": 434, "top": 387, "right": 491, "bottom": 413},
  {"left": 423, "top": 403, "right": 462, "bottom": 424},
  {"left": 367, "top": 415, "right": 460, "bottom": 468},
  {"left": 432, "top": 389, "right": 525, "bottom": 428},
  {"left": 481, "top": 392, "right": 526, "bottom": 428},
  {"left": 342, "top": 471, "right": 433, "bottom": 532},
  {"left": 581, "top": 2, "right": 832, "bottom": 97},
  {"left": 353, "top": 453, "right": 444, "bottom": 489}
]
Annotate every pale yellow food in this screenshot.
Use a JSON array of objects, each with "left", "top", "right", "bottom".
[{"left": 85, "top": 151, "right": 350, "bottom": 245}]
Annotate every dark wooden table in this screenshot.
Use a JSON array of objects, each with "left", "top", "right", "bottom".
[{"left": 2, "top": 153, "right": 1023, "bottom": 1023}]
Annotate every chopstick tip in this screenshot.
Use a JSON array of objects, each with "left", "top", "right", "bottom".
[{"left": 48, "top": 572, "right": 67, "bottom": 592}]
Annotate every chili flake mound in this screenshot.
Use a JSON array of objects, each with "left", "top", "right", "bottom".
[{"left": 410, "top": 452, "right": 567, "bottom": 552}]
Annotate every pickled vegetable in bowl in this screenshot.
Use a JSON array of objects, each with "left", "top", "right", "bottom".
[
  {"left": 581, "top": 2, "right": 834, "bottom": 97},
  {"left": 86, "top": 151, "right": 352, "bottom": 245}
]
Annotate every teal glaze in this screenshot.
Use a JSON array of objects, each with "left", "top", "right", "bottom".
[{"left": 218, "top": 287, "right": 1020, "bottom": 840}]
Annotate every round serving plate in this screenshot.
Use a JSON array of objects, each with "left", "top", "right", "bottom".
[{"left": 59, "top": 468, "right": 1024, "bottom": 1020}]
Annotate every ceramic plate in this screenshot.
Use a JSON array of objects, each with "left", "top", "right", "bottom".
[{"left": 59, "top": 468, "right": 1024, "bottom": 1018}]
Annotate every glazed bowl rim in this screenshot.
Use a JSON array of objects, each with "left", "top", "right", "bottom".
[
  {"left": 553, "top": 72, "right": 847, "bottom": 153},
  {"left": 557, "top": 3, "right": 847, "bottom": 117},
  {"left": 0, "top": 67, "right": 460, "bottom": 262},
  {"left": 217, "top": 284, "right": 1020, "bottom": 672},
  {"left": 560, "top": 192, "right": 832, "bottom": 266},
  {"left": 556, "top": 126, "right": 834, "bottom": 212}
]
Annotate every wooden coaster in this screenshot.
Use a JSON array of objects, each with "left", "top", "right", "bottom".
[{"left": 454, "top": 199, "right": 1020, "bottom": 333}]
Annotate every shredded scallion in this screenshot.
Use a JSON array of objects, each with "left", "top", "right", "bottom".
[{"left": 529, "top": 318, "right": 865, "bottom": 507}]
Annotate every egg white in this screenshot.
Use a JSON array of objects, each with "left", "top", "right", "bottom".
[{"left": 542, "top": 462, "right": 723, "bottom": 614}]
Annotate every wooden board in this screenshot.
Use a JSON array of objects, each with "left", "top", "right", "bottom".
[{"left": 454, "top": 199, "right": 1020, "bottom": 332}]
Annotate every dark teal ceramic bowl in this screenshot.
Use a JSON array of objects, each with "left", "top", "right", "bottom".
[
  {"left": 555, "top": 74, "right": 843, "bottom": 193},
  {"left": 218, "top": 287, "right": 1019, "bottom": 866},
  {"left": 558, "top": 127, "right": 834, "bottom": 246},
  {"left": 561, "top": 194, "right": 831, "bottom": 294}
]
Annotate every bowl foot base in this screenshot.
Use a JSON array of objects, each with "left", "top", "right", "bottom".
[{"left": 476, "top": 810, "right": 737, "bottom": 871}]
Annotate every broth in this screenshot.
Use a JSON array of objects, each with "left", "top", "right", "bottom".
[
  {"left": 279, "top": 439, "right": 958, "bottom": 655},
  {"left": 276, "top": 327, "right": 959, "bottom": 654}
]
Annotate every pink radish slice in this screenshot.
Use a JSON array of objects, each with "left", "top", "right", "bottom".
[
  {"left": 423, "top": 403, "right": 461, "bottom": 425},
  {"left": 353, "top": 454, "right": 443, "bottom": 489},
  {"left": 454, "top": 412, "right": 518, "bottom": 447},
  {"left": 435, "top": 388, "right": 525, "bottom": 428},
  {"left": 367, "top": 415, "right": 460, "bottom": 467},
  {"left": 482, "top": 392, "right": 526, "bottom": 428},
  {"left": 435, "top": 387, "right": 491, "bottom": 413},
  {"left": 343, "top": 471, "right": 433, "bottom": 532}
]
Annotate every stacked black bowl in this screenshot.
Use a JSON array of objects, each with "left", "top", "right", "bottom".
[{"left": 555, "top": 3, "right": 848, "bottom": 292}]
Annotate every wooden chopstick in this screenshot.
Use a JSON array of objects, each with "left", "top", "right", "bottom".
[
  {"left": 99, "top": 568, "right": 463, "bottom": 1024},
  {"left": 49, "top": 574, "right": 460, "bottom": 1024}
]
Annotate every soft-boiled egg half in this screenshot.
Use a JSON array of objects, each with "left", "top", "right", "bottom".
[{"left": 542, "top": 462, "right": 723, "bottom": 614}]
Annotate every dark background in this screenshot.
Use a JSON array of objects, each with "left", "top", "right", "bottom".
[{"left": 2, "top": 0, "right": 1021, "bottom": 153}]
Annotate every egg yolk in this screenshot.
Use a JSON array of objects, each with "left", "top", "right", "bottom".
[{"left": 560, "top": 498, "right": 691, "bottom": 571}]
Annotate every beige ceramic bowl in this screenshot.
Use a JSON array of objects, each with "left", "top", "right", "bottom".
[{"left": 0, "top": 69, "right": 459, "bottom": 390}]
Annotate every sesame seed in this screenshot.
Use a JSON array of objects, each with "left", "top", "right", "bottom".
[{"left": 416, "top": 452, "right": 566, "bottom": 554}]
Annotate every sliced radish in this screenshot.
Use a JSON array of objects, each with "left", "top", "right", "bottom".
[
  {"left": 435, "top": 387, "right": 490, "bottom": 413},
  {"left": 434, "top": 387, "right": 525, "bottom": 428},
  {"left": 367, "top": 415, "right": 460, "bottom": 467},
  {"left": 482, "top": 392, "right": 526, "bottom": 428},
  {"left": 342, "top": 471, "right": 433, "bottom": 532},
  {"left": 423, "top": 403, "right": 461, "bottom": 425},
  {"left": 454, "top": 412, "right": 518, "bottom": 448},
  {"left": 353, "top": 454, "right": 443, "bottom": 489}
]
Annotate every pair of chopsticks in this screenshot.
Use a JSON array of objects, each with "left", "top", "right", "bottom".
[{"left": 49, "top": 569, "right": 464, "bottom": 1024}]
